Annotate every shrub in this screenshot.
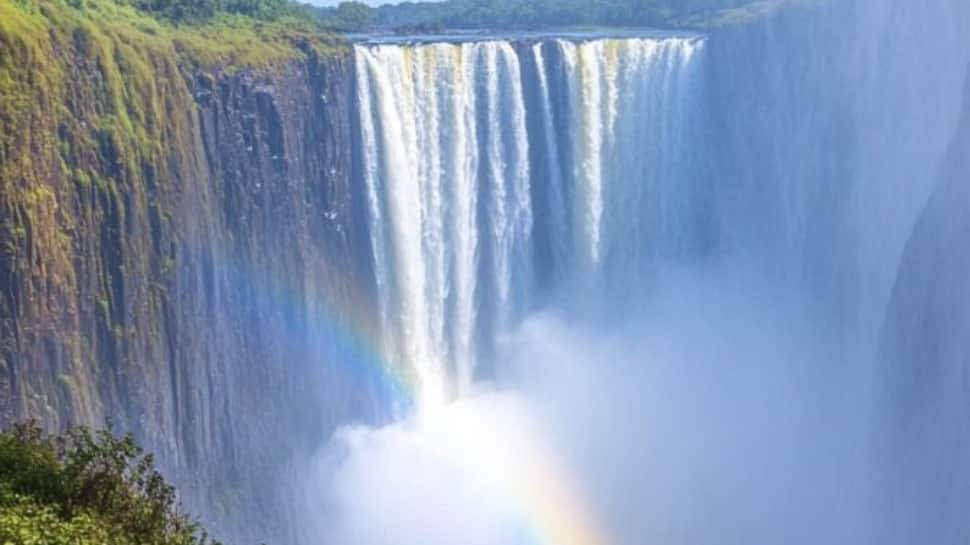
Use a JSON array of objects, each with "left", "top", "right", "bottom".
[{"left": 0, "top": 422, "right": 220, "bottom": 545}]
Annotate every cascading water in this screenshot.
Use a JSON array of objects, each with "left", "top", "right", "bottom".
[
  {"left": 300, "top": 0, "right": 970, "bottom": 541},
  {"left": 302, "top": 3, "right": 970, "bottom": 540},
  {"left": 354, "top": 36, "right": 705, "bottom": 406}
]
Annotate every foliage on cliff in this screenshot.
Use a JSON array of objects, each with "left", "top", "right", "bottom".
[
  {"left": 0, "top": 0, "right": 342, "bottom": 428},
  {"left": 0, "top": 0, "right": 354, "bottom": 541},
  {"left": 0, "top": 422, "right": 218, "bottom": 545}
]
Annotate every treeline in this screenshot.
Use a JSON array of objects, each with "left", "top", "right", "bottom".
[
  {"left": 121, "top": 0, "right": 765, "bottom": 33},
  {"left": 315, "top": 0, "right": 761, "bottom": 33},
  {"left": 122, "top": 0, "right": 307, "bottom": 23}
]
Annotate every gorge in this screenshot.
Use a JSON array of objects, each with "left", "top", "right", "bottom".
[{"left": 1, "top": 0, "right": 969, "bottom": 543}]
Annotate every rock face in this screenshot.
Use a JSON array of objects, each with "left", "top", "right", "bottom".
[
  {"left": 153, "top": 54, "right": 375, "bottom": 543},
  {"left": 874, "top": 69, "right": 970, "bottom": 545},
  {"left": 703, "top": 6, "right": 970, "bottom": 539},
  {"left": 0, "top": 14, "right": 371, "bottom": 542},
  {"left": 4, "top": 1, "right": 970, "bottom": 543},
  {"left": 703, "top": 0, "right": 970, "bottom": 355}
]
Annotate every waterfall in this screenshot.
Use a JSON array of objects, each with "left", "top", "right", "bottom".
[
  {"left": 546, "top": 38, "right": 704, "bottom": 291},
  {"left": 354, "top": 35, "right": 705, "bottom": 406}
]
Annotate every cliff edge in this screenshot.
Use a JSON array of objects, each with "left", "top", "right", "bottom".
[{"left": 0, "top": 2, "right": 371, "bottom": 542}]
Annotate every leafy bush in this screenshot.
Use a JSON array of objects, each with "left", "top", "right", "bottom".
[{"left": 0, "top": 422, "right": 220, "bottom": 545}]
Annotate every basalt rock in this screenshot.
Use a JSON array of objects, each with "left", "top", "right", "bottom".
[{"left": 0, "top": 9, "right": 372, "bottom": 543}]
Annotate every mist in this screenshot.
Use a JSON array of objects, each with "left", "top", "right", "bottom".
[
  {"left": 299, "top": 261, "right": 878, "bottom": 545},
  {"left": 294, "top": 0, "right": 970, "bottom": 543}
]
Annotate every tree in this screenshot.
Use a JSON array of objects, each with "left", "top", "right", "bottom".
[
  {"left": 0, "top": 422, "right": 220, "bottom": 545},
  {"left": 319, "top": 0, "right": 767, "bottom": 32},
  {"left": 128, "top": 0, "right": 299, "bottom": 23},
  {"left": 329, "top": 2, "right": 374, "bottom": 32}
]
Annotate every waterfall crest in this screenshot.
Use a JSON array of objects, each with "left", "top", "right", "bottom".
[{"left": 354, "top": 36, "right": 704, "bottom": 404}]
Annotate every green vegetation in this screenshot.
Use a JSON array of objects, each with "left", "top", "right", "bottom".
[
  {"left": 0, "top": 422, "right": 219, "bottom": 545},
  {"left": 314, "top": 0, "right": 792, "bottom": 32},
  {"left": 124, "top": 0, "right": 301, "bottom": 23},
  {"left": 0, "top": 0, "right": 341, "bottom": 222},
  {"left": 0, "top": 0, "right": 343, "bottom": 381},
  {"left": 319, "top": 0, "right": 374, "bottom": 32}
]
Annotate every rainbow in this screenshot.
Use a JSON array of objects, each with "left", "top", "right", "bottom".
[
  {"left": 316, "top": 283, "right": 615, "bottom": 545},
  {"left": 417, "top": 395, "right": 612, "bottom": 545},
  {"left": 208, "top": 245, "right": 417, "bottom": 414},
  {"left": 215, "top": 249, "right": 611, "bottom": 545}
]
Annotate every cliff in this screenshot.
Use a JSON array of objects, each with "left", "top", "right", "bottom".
[
  {"left": 873, "top": 68, "right": 970, "bottom": 544},
  {"left": 704, "top": 0, "right": 970, "bottom": 354},
  {"left": 5, "top": 0, "right": 970, "bottom": 542},
  {"left": 0, "top": 2, "right": 372, "bottom": 542},
  {"left": 699, "top": 2, "right": 970, "bottom": 540}
]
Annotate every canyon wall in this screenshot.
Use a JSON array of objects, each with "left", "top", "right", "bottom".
[
  {"left": 704, "top": 3, "right": 970, "bottom": 540},
  {"left": 704, "top": 0, "right": 970, "bottom": 356},
  {"left": 3, "top": 0, "right": 970, "bottom": 543},
  {"left": 0, "top": 5, "right": 371, "bottom": 542},
  {"left": 873, "top": 67, "right": 970, "bottom": 545}
]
